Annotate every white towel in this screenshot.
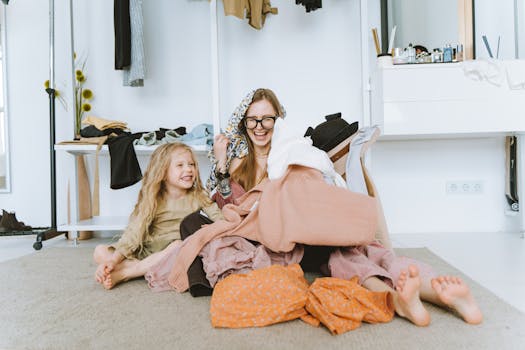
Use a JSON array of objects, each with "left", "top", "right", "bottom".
[
  {"left": 267, "top": 118, "right": 346, "bottom": 188},
  {"left": 462, "top": 58, "right": 505, "bottom": 87}
]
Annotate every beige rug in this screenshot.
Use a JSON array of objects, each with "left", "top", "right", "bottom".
[{"left": 0, "top": 247, "right": 523, "bottom": 350}]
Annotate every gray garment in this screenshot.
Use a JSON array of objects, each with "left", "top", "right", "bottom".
[
  {"left": 133, "top": 131, "right": 157, "bottom": 146},
  {"left": 178, "top": 124, "right": 214, "bottom": 146},
  {"left": 123, "top": 0, "right": 145, "bottom": 87},
  {"left": 345, "top": 126, "right": 380, "bottom": 194},
  {"left": 132, "top": 126, "right": 212, "bottom": 146}
]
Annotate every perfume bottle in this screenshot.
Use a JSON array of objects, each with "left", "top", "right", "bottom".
[
  {"left": 432, "top": 48, "right": 442, "bottom": 63},
  {"left": 456, "top": 44, "right": 464, "bottom": 62},
  {"left": 407, "top": 43, "right": 416, "bottom": 64},
  {"left": 443, "top": 44, "right": 453, "bottom": 63}
]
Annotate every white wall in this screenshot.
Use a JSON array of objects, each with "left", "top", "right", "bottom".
[
  {"left": 372, "top": 137, "right": 515, "bottom": 234},
  {"left": 0, "top": 0, "right": 521, "bottom": 235}
]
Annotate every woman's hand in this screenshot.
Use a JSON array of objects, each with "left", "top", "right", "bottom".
[{"left": 213, "top": 134, "right": 229, "bottom": 173}]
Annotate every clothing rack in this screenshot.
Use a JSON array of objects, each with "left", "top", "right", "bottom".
[
  {"left": 210, "top": 0, "right": 221, "bottom": 136},
  {"left": 34, "top": 0, "right": 67, "bottom": 249}
]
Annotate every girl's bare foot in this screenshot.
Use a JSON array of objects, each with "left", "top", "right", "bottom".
[
  {"left": 95, "top": 262, "right": 111, "bottom": 283},
  {"left": 431, "top": 276, "right": 483, "bottom": 324},
  {"left": 394, "top": 265, "right": 431, "bottom": 326},
  {"left": 103, "top": 269, "right": 128, "bottom": 290}
]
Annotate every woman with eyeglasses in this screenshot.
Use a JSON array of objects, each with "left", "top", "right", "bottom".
[
  {"left": 146, "top": 89, "right": 290, "bottom": 297},
  {"left": 207, "top": 88, "right": 284, "bottom": 207}
]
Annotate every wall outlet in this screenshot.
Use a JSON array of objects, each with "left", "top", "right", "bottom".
[{"left": 446, "top": 181, "right": 484, "bottom": 195}]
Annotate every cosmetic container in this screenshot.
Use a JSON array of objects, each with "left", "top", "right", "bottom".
[
  {"left": 393, "top": 47, "right": 407, "bottom": 64},
  {"left": 377, "top": 53, "right": 393, "bottom": 67},
  {"left": 407, "top": 43, "right": 416, "bottom": 64},
  {"left": 456, "top": 44, "right": 464, "bottom": 62},
  {"left": 443, "top": 44, "right": 453, "bottom": 63},
  {"left": 432, "top": 49, "right": 442, "bottom": 63}
]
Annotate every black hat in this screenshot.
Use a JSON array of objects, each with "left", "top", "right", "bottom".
[{"left": 304, "top": 113, "right": 359, "bottom": 152}]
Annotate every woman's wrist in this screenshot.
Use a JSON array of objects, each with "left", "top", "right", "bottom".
[
  {"left": 217, "top": 173, "right": 232, "bottom": 198},
  {"left": 216, "top": 159, "right": 227, "bottom": 174}
]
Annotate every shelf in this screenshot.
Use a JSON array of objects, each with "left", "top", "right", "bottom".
[
  {"left": 58, "top": 216, "right": 129, "bottom": 231},
  {"left": 384, "top": 62, "right": 461, "bottom": 70},
  {"left": 377, "top": 131, "right": 517, "bottom": 142},
  {"left": 54, "top": 143, "right": 210, "bottom": 155}
]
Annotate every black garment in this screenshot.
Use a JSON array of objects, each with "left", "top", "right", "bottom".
[
  {"left": 156, "top": 127, "right": 187, "bottom": 140},
  {"left": 180, "top": 211, "right": 214, "bottom": 297},
  {"left": 304, "top": 113, "right": 359, "bottom": 152},
  {"left": 300, "top": 245, "right": 333, "bottom": 273},
  {"left": 107, "top": 133, "right": 143, "bottom": 189},
  {"left": 114, "top": 0, "right": 131, "bottom": 69},
  {"left": 296, "top": 0, "right": 322, "bottom": 12}
]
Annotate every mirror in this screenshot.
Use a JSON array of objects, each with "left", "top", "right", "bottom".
[
  {"left": 381, "top": 0, "right": 474, "bottom": 59},
  {"left": 0, "top": 7, "right": 9, "bottom": 192}
]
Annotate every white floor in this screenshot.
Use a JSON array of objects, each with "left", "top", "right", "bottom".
[{"left": 1, "top": 231, "right": 524, "bottom": 313}]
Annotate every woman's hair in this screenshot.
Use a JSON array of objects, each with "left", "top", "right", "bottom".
[
  {"left": 232, "top": 88, "right": 283, "bottom": 191},
  {"left": 128, "top": 142, "right": 212, "bottom": 248}
]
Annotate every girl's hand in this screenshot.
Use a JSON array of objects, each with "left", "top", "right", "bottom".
[{"left": 213, "top": 134, "right": 229, "bottom": 172}]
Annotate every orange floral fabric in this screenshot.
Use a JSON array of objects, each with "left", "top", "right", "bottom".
[
  {"left": 306, "top": 277, "right": 394, "bottom": 334},
  {"left": 210, "top": 264, "right": 309, "bottom": 328},
  {"left": 210, "top": 264, "right": 394, "bottom": 334}
]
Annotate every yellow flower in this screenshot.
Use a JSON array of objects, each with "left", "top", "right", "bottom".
[
  {"left": 82, "top": 89, "right": 93, "bottom": 100},
  {"left": 74, "top": 54, "right": 95, "bottom": 136},
  {"left": 43, "top": 79, "right": 68, "bottom": 111}
]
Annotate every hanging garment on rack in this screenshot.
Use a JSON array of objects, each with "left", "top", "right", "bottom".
[
  {"left": 223, "top": 0, "right": 278, "bottom": 30},
  {"left": 123, "top": 0, "right": 145, "bottom": 87},
  {"left": 296, "top": 0, "right": 322, "bottom": 13},
  {"left": 114, "top": 0, "right": 131, "bottom": 69}
]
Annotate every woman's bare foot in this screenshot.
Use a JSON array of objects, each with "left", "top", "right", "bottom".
[
  {"left": 431, "top": 276, "right": 483, "bottom": 324},
  {"left": 394, "top": 265, "right": 431, "bottom": 326}
]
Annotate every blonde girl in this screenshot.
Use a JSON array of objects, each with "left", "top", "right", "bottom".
[{"left": 93, "top": 142, "right": 222, "bottom": 289}]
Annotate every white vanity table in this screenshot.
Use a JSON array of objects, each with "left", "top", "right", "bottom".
[
  {"left": 371, "top": 61, "right": 525, "bottom": 137},
  {"left": 370, "top": 60, "right": 525, "bottom": 233}
]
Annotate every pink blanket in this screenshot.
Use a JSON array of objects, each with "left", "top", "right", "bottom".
[{"left": 167, "top": 165, "right": 378, "bottom": 292}]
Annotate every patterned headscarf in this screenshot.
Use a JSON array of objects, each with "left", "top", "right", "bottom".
[{"left": 207, "top": 89, "right": 286, "bottom": 192}]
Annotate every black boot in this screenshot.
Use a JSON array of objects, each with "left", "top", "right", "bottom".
[{"left": 0, "top": 209, "right": 32, "bottom": 232}]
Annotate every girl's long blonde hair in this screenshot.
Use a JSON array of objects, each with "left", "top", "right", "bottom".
[
  {"left": 128, "top": 142, "right": 212, "bottom": 248},
  {"left": 232, "top": 88, "right": 284, "bottom": 191}
]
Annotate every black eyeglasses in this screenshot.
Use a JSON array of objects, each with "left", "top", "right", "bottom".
[{"left": 244, "top": 116, "right": 277, "bottom": 130}]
